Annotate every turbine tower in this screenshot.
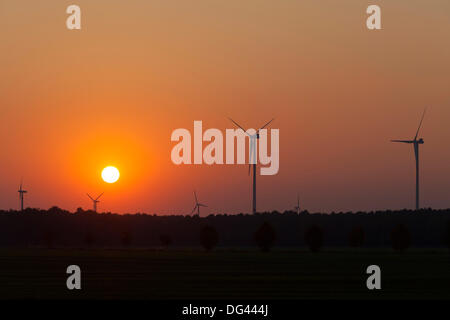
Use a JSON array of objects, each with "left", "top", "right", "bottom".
[
  {"left": 18, "top": 180, "right": 27, "bottom": 211},
  {"left": 294, "top": 194, "right": 300, "bottom": 214},
  {"left": 87, "top": 192, "right": 104, "bottom": 212},
  {"left": 391, "top": 108, "right": 427, "bottom": 210},
  {"left": 228, "top": 118, "right": 275, "bottom": 214},
  {"left": 190, "top": 190, "right": 207, "bottom": 216}
]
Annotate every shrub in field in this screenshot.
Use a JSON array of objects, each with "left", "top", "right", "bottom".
[
  {"left": 391, "top": 224, "right": 410, "bottom": 252},
  {"left": 348, "top": 226, "right": 365, "bottom": 247},
  {"left": 254, "top": 221, "right": 276, "bottom": 252},
  {"left": 444, "top": 221, "right": 450, "bottom": 249},
  {"left": 305, "top": 225, "right": 323, "bottom": 253},
  {"left": 121, "top": 231, "right": 132, "bottom": 247},
  {"left": 84, "top": 231, "right": 95, "bottom": 248},
  {"left": 200, "top": 226, "right": 219, "bottom": 251},
  {"left": 43, "top": 230, "right": 55, "bottom": 248},
  {"left": 159, "top": 234, "right": 173, "bottom": 248}
]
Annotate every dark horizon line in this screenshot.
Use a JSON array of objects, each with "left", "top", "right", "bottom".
[{"left": 0, "top": 206, "right": 443, "bottom": 217}]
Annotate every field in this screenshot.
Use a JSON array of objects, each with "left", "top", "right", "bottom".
[{"left": 0, "top": 248, "right": 449, "bottom": 300}]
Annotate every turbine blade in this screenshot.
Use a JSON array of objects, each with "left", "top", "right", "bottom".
[
  {"left": 259, "top": 118, "right": 275, "bottom": 130},
  {"left": 228, "top": 117, "right": 246, "bottom": 131},
  {"left": 414, "top": 107, "right": 427, "bottom": 140},
  {"left": 190, "top": 206, "right": 197, "bottom": 215},
  {"left": 391, "top": 140, "right": 413, "bottom": 143},
  {"left": 95, "top": 192, "right": 104, "bottom": 200},
  {"left": 199, "top": 204, "right": 208, "bottom": 207},
  {"left": 194, "top": 190, "right": 198, "bottom": 203},
  {"left": 87, "top": 193, "right": 94, "bottom": 201},
  {"left": 228, "top": 117, "right": 251, "bottom": 137}
]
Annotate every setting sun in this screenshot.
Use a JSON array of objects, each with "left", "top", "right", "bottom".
[{"left": 102, "top": 166, "right": 120, "bottom": 183}]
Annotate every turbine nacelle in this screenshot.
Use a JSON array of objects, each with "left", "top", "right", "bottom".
[
  {"left": 18, "top": 180, "right": 27, "bottom": 211},
  {"left": 18, "top": 181, "right": 27, "bottom": 194},
  {"left": 87, "top": 192, "right": 104, "bottom": 212},
  {"left": 390, "top": 108, "right": 427, "bottom": 210},
  {"left": 228, "top": 117, "right": 275, "bottom": 214},
  {"left": 294, "top": 193, "right": 301, "bottom": 214},
  {"left": 190, "top": 191, "right": 207, "bottom": 216}
]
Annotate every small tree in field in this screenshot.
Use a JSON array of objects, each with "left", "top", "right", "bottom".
[
  {"left": 84, "top": 231, "right": 95, "bottom": 248},
  {"left": 444, "top": 221, "right": 450, "bottom": 249},
  {"left": 391, "top": 224, "right": 410, "bottom": 253},
  {"left": 348, "top": 226, "right": 365, "bottom": 247},
  {"left": 200, "top": 226, "right": 219, "bottom": 251},
  {"left": 160, "top": 234, "right": 173, "bottom": 248},
  {"left": 121, "top": 231, "right": 132, "bottom": 248},
  {"left": 43, "top": 230, "right": 55, "bottom": 249},
  {"left": 305, "top": 225, "right": 323, "bottom": 253},
  {"left": 254, "top": 222, "right": 276, "bottom": 252}
]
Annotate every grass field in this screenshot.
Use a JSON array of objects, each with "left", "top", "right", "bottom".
[{"left": 0, "top": 248, "right": 449, "bottom": 300}]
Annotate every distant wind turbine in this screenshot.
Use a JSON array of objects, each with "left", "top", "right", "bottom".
[
  {"left": 228, "top": 117, "right": 275, "bottom": 214},
  {"left": 190, "top": 190, "right": 207, "bottom": 216},
  {"left": 391, "top": 108, "right": 427, "bottom": 210},
  {"left": 87, "top": 192, "right": 104, "bottom": 212},
  {"left": 18, "top": 180, "right": 27, "bottom": 211},
  {"left": 294, "top": 194, "right": 301, "bottom": 214}
]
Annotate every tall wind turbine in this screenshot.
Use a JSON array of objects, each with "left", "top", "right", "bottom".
[
  {"left": 18, "top": 180, "right": 27, "bottom": 211},
  {"left": 190, "top": 190, "right": 207, "bottom": 216},
  {"left": 294, "top": 194, "right": 301, "bottom": 214},
  {"left": 87, "top": 192, "right": 104, "bottom": 212},
  {"left": 228, "top": 118, "right": 275, "bottom": 214},
  {"left": 391, "top": 108, "right": 427, "bottom": 210}
]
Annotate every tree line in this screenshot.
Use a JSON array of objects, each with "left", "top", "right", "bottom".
[{"left": 0, "top": 207, "right": 449, "bottom": 252}]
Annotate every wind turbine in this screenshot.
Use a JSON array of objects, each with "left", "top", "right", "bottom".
[
  {"left": 294, "top": 194, "right": 300, "bottom": 214},
  {"left": 228, "top": 117, "right": 275, "bottom": 214},
  {"left": 190, "top": 190, "right": 207, "bottom": 216},
  {"left": 391, "top": 108, "right": 427, "bottom": 210},
  {"left": 18, "top": 180, "right": 27, "bottom": 211},
  {"left": 87, "top": 192, "right": 104, "bottom": 212}
]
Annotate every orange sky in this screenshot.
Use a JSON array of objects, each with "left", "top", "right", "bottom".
[{"left": 1, "top": 0, "right": 450, "bottom": 214}]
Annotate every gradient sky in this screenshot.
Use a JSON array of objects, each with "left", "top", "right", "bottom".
[{"left": 1, "top": 0, "right": 449, "bottom": 214}]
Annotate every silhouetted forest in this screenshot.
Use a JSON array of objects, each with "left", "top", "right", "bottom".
[{"left": 0, "top": 207, "right": 449, "bottom": 249}]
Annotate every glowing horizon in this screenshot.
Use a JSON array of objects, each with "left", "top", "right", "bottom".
[{"left": 1, "top": 1, "right": 450, "bottom": 214}]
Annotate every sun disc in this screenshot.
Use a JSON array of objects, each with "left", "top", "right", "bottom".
[{"left": 102, "top": 166, "right": 120, "bottom": 183}]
